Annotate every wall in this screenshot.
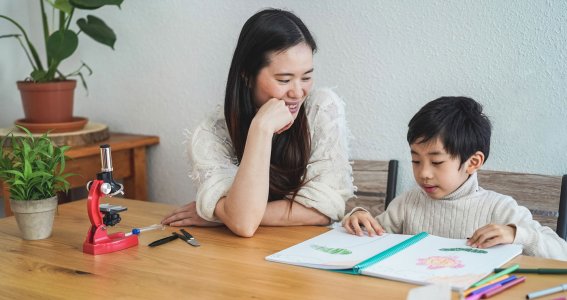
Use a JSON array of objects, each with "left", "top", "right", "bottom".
[{"left": 1, "top": 1, "right": 565, "bottom": 209}]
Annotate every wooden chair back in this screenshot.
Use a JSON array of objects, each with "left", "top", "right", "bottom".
[
  {"left": 558, "top": 175, "right": 567, "bottom": 240},
  {"left": 347, "top": 160, "right": 398, "bottom": 217},
  {"left": 478, "top": 170, "right": 566, "bottom": 240}
]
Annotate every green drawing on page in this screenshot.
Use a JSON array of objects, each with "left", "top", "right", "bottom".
[
  {"left": 311, "top": 245, "right": 352, "bottom": 255},
  {"left": 439, "top": 247, "right": 488, "bottom": 254}
]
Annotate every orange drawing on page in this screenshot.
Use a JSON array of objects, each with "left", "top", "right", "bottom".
[{"left": 416, "top": 256, "right": 464, "bottom": 269}]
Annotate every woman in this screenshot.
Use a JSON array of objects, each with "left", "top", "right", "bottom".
[{"left": 162, "top": 8, "right": 354, "bottom": 237}]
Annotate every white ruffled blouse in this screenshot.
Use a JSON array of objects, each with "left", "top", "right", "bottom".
[{"left": 187, "top": 88, "right": 355, "bottom": 222}]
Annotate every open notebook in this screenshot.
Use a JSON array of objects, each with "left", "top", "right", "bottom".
[{"left": 266, "top": 227, "right": 522, "bottom": 291}]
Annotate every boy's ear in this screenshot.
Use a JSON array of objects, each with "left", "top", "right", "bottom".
[{"left": 465, "top": 151, "right": 485, "bottom": 174}]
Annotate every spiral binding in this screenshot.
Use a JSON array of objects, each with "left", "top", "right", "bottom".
[{"left": 353, "top": 232, "right": 429, "bottom": 274}]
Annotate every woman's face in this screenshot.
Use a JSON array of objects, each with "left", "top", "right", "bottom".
[{"left": 253, "top": 42, "right": 314, "bottom": 120}]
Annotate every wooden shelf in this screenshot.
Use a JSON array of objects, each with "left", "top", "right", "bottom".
[{"left": 0, "top": 122, "right": 110, "bottom": 147}]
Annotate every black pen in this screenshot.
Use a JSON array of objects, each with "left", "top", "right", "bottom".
[
  {"left": 148, "top": 233, "right": 178, "bottom": 247},
  {"left": 493, "top": 268, "right": 567, "bottom": 274}
]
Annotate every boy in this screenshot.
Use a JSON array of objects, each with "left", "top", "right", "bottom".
[{"left": 343, "top": 97, "right": 567, "bottom": 260}]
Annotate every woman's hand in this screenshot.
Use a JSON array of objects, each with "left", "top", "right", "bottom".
[
  {"left": 467, "top": 224, "right": 516, "bottom": 248},
  {"left": 342, "top": 210, "right": 385, "bottom": 237},
  {"left": 161, "top": 201, "right": 222, "bottom": 227},
  {"left": 254, "top": 98, "right": 294, "bottom": 134}
]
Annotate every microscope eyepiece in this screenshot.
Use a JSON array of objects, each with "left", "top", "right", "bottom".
[
  {"left": 100, "top": 145, "right": 113, "bottom": 172},
  {"left": 95, "top": 145, "right": 123, "bottom": 196}
]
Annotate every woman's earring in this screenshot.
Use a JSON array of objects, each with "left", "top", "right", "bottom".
[{"left": 241, "top": 73, "right": 250, "bottom": 88}]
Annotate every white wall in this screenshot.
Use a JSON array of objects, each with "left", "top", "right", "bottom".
[{"left": 1, "top": 1, "right": 566, "bottom": 207}]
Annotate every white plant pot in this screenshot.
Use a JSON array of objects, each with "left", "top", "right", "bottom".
[{"left": 9, "top": 196, "right": 58, "bottom": 240}]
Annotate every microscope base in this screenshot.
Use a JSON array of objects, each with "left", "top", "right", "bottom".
[{"left": 83, "top": 227, "right": 138, "bottom": 255}]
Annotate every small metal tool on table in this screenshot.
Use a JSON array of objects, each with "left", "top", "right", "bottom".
[{"left": 148, "top": 228, "right": 201, "bottom": 247}]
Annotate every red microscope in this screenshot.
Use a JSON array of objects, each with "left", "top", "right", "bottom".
[{"left": 83, "top": 144, "right": 138, "bottom": 255}]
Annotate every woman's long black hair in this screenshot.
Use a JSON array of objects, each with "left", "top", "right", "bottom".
[{"left": 224, "top": 9, "right": 317, "bottom": 201}]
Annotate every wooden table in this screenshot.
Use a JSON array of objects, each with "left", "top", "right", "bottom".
[
  {"left": 1, "top": 199, "right": 566, "bottom": 299},
  {"left": 1, "top": 133, "right": 159, "bottom": 216}
]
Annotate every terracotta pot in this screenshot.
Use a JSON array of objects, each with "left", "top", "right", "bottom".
[
  {"left": 10, "top": 196, "right": 58, "bottom": 240},
  {"left": 17, "top": 80, "right": 76, "bottom": 123}
]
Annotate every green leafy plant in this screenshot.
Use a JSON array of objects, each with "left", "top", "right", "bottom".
[
  {"left": 0, "top": 0, "right": 124, "bottom": 91},
  {"left": 0, "top": 126, "right": 73, "bottom": 201}
]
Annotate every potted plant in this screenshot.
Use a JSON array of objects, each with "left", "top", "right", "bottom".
[
  {"left": 0, "top": 0, "right": 124, "bottom": 126},
  {"left": 0, "top": 126, "right": 73, "bottom": 240}
]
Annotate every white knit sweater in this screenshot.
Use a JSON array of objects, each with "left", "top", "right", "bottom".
[
  {"left": 369, "top": 172, "right": 567, "bottom": 260},
  {"left": 187, "top": 88, "right": 355, "bottom": 222}
]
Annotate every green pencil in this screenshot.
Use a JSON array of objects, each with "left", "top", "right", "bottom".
[
  {"left": 493, "top": 268, "right": 567, "bottom": 274},
  {"left": 471, "top": 264, "right": 520, "bottom": 287}
]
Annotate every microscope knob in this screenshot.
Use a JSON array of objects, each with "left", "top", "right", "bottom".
[{"left": 100, "top": 183, "right": 112, "bottom": 195}]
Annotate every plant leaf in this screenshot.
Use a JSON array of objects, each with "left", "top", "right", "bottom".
[
  {"left": 76, "top": 15, "right": 116, "bottom": 49},
  {"left": 0, "top": 126, "right": 75, "bottom": 200},
  {"left": 52, "top": 0, "right": 73, "bottom": 14},
  {"left": 69, "top": 0, "right": 123, "bottom": 10},
  {"left": 31, "top": 69, "right": 48, "bottom": 81},
  {"left": 3, "top": 170, "right": 24, "bottom": 178},
  {"left": 46, "top": 29, "right": 78, "bottom": 61},
  {"left": 17, "top": 125, "right": 33, "bottom": 139}
]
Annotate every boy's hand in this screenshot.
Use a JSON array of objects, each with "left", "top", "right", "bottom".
[
  {"left": 467, "top": 224, "right": 516, "bottom": 248},
  {"left": 342, "top": 210, "right": 384, "bottom": 237}
]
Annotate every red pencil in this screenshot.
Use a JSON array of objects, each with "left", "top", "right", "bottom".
[{"left": 481, "top": 276, "right": 526, "bottom": 298}]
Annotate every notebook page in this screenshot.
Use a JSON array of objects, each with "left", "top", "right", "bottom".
[
  {"left": 361, "top": 234, "right": 522, "bottom": 291},
  {"left": 266, "top": 227, "right": 413, "bottom": 270}
]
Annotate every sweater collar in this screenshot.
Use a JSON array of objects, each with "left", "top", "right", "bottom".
[{"left": 436, "top": 172, "right": 479, "bottom": 200}]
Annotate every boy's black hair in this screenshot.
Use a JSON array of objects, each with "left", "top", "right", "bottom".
[{"left": 407, "top": 96, "right": 492, "bottom": 166}]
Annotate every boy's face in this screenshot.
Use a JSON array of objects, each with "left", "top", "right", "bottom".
[{"left": 410, "top": 138, "right": 472, "bottom": 199}]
